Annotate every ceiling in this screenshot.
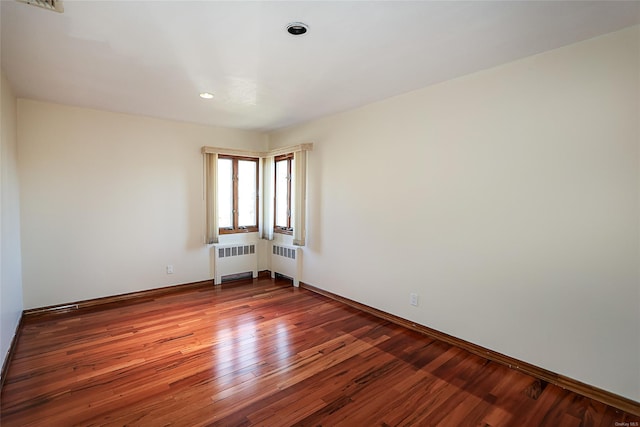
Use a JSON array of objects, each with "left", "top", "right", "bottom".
[{"left": 1, "top": 1, "right": 639, "bottom": 132}]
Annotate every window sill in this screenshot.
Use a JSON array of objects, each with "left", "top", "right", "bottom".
[
  {"left": 219, "top": 227, "right": 259, "bottom": 235},
  {"left": 274, "top": 228, "right": 293, "bottom": 236}
]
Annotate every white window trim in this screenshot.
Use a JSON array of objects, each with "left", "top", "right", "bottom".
[{"left": 201, "top": 143, "right": 313, "bottom": 158}]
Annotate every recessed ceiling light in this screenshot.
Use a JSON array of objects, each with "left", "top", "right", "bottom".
[
  {"left": 287, "top": 22, "right": 308, "bottom": 36},
  {"left": 199, "top": 92, "right": 214, "bottom": 99}
]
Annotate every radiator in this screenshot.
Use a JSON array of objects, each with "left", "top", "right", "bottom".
[
  {"left": 271, "top": 244, "right": 301, "bottom": 287},
  {"left": 213, "top": 242, "right": 258, "bottom": 285}
]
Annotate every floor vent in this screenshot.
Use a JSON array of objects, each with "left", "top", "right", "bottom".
[
  {"left": 16, "top": 0, "right": 64, "bottom": 13},
  {"left": 221, "top": 272, "right": 254, "bottom": 283}
]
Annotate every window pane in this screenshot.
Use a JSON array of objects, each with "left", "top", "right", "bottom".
[
  {"left": 217, "top": 158, "right": 233, "bottom": 228},
  {"left": 237, "top": 160, "right": 257, "bottom": 227},
  {"left": 275, "top": 160, "right": 288, "bottom": 227}
]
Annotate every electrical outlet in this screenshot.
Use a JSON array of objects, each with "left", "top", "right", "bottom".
[
  {"left": 410, "top": 293, "right": 419, "bottom": 306},
  {"left": 166, "top": 265, "right": 174, "bottom": 274}
]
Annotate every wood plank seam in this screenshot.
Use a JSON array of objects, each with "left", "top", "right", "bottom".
[
  {"left": 298, "top": 281, "right": 640, "bottom": 417},
  {"left": 0, "top": 315, "right": 23, "bottom": 391},
  {"left": 5, "top": 274, "right": 638, "bottom": 417}
]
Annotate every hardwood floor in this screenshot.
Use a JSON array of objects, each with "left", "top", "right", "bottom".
[{"left": 1, "top": 277, "right": 638, "bottom": 426}]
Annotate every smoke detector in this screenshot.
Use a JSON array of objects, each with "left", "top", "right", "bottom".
[
  {"left": 15, "top": 0, "right": 64, "bottom": 13},
  {"left": 286, "top": 22, "right": 308, "bottom": 36}
]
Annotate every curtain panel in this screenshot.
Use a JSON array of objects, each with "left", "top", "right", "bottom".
[
  {"left": 261, "top": 156, "right": 275, "bottom": 241},
  {"left": 292, "top": 150, "right": 307, "bottom": 246},
  {"left": 204, "top": 152, "right": 219, "bottom": 244}
]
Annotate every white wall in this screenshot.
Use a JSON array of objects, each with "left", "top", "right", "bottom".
[
  {"left": 18, "top": 100, "right": 267, "bottom": 309},
  {"left": 269, "top": 26, "right": 640, "bottom": 401},
  {"left": 1, "top": 69, "right": 24, "bottom": 375}
]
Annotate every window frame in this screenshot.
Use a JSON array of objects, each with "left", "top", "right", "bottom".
[
  {"left": 274, "top": 153, "right": 293, "bottom": 235},
  {"left": 218, "top": 154, "right": 259, "bottom": 235}
]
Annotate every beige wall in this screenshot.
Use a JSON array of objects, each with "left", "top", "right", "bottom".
[
  {"left": 18, "top": 100, "right": 266, "bottom": 308},
  {"left": 269, "top": 26, "right": 640, "bottom": 401},
  {"left": 1, "top": 68, "right": 24, "bottom": 373},
  {"left": 13, "top": 24, "right": 639, "bottom": 402}
]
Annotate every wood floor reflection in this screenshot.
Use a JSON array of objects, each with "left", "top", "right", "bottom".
[{"left": 1, "top": 277, "right": 638, "bottom": 426}]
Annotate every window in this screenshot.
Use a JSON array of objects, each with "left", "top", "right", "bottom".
[
  {"left": 203, "top": 143, "right": 311, "bottom": 245},
  {"left": 274, "top": 154, "right": 293, "bottom": 234},
  {"left": 217, "top": 155, "right": 258, "bottom": 234}
]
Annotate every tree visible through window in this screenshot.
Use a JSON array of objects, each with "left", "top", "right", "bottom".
[
  {"left": 274, "top": 154, "right": 293, "bottom": 234},
  {"left": 217, "top": 155, "right": 258, "bottom": 234}
]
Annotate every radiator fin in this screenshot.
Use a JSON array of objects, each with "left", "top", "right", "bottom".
[
  {"left": 219, "top": 244, "right": 255, "bottom": 259},
  {"left": 273, "top": 245, "right": 296, "bottom": 260}
]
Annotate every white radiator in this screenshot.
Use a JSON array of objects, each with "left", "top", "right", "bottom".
[
  {"left": 213, "top": 242, "right": 258, "bottom": 285},
  {"left": 271, "top": 244, "right": 301, "bottom": 287}
]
